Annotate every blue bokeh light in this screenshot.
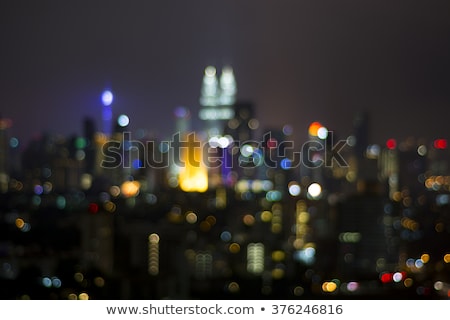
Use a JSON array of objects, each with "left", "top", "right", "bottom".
[{"left": 101, "top": 90, "right": 114, "bottom": 106}]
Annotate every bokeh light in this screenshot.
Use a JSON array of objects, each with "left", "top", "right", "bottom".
[
  {"left": 308, "top": 121, "right": 322, "bottom": 137},
  {"left": 117, "top": 114, "right": 130, "bottom": 127},
  {"left": 288, "top": 182, "right": 301, "bottom": 196},
  {"left": 307, "top": 183, "right": 322, "bottom": 199},
  {"left": 101, "top": 90, "right": 113, "bottom": 106},
  {"left": 386, "top": 138, "right": 396, "bottom": 150}
]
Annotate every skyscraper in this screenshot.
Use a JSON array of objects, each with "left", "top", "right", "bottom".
[
  {"left": 169, "top": 106, "right": 192, "bottom": 185},
  {"left": 224, "top": 101, "right": 257, "bottom": 143},
  {"left": 83, "top": 117, "right": 97, "bottom": 176},
  {"left": 198, "top": 66, "right": 236, "bottom": 138}
]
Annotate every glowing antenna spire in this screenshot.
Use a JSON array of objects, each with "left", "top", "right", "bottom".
[{"left": 101, "top": 90, "right": 114, "bottom": 137}]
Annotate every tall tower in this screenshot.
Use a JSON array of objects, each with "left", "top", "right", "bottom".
[
  {"left": 353, "top": 111, "right": 369, "bottom": 159},
  {"left": 224, "top": 101, "right": 257, "bottom": 142},
  {"left": 352, "top": 111, "right": 379, "bottom": 193},
  {"left": 198, "top": 66, "right": 236, "bottom": 138},
  {"left": 219, "top": 66, "right": 237, "bottom": 106},
  {"left": 101, "top": 90, "right": 114, "bottom": 137},
  {"left": 178, "top": 132, "right": 208, "bottom": 193}
]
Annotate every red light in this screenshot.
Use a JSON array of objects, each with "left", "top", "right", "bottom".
[
  {"left": 266, "top": 138, "right": 277, "bottom": 149},
  {"left": 386, "top": 138, "right": 396, "bottom": 150},
  {"left": 0, "top": 118, "right": 13, "bottom": 129},
  {"left": 88, "top": 203, "right": 99, "bottom": 214},
  {"left": 380, "top": 272, "right": 393, "bottom": 283},
  {"left": 434, "top": 139, "right": 447, "bottom": 149}
]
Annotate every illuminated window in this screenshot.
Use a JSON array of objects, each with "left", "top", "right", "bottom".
[
  {"left": 148, "top": 234, "right": 160, "bottom": 275},
  {"left": 247, "top": 243, "right": 264, "bottom": 274}
]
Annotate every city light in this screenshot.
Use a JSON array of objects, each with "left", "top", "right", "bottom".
[
  {"left": 434, "top": 138, "right": 447, "bottom": 149},
  {"left": 178, "top": 133, "right": 208, "bottom": 193},
  {"left": 174, "top": 106, "right": 190, "bottom": 119},
  {"left": 288, "top": 181, "right": 301, "bottom": 196},
  {"left": 308, "top": 121, "right": 322, "bottom": 137},
  {"left": 117, "top": 114, "right": 130, "bottom": 127},
  {"left": 247, "top": 243, "right": 264, "bottom": 274},
  {"left": 380, "top": 272, "right": 393, "bottom": 283},
  {"left": 78, "top": 293, "right": 89, "bottom": 300},
  {"left": 101, "top": 90, "right": 114, "bottom": 106},
  {"left": 346, "top": 282, "right": 359, "bottom": 292},
  {"left": 307, "top": 182, "right": 322, "bottom": 199},
  {"left": 444, "top": 254, "right": 450, "bottom": 263},
  {"left": 322, "top": 281, "right": 338, "bottom": 293},
  {"left": 317, "top": 126, "right": 328, "bottom": 139},
  {"left": 185, "top": 211, "right": 198, "bottom": 224},
  {"left": 120, "top": 181, "right": 141, "bottom": 198},
  {"left": 148, "top": 233, "right": 160, "bottom": 275},
  {"left": 386, "top": 138, "right": 397, "bottom": 150}
]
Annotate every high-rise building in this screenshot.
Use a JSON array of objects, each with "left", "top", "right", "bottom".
[
  {"left": 83, "top": 117, "right": 97, "bottom": 176},
  {"left": 169, "top": 106, "right": 192, "bottom": 188},
  {"left": 198, "top": 66, "right": 238, "bottom": 188},
  {"left": 198, "top": 66, "right": 236, "bottom": 138},
  {"left": 224, "top": 101, "right": 257, "bottom": 143},
  {"left": 178, "top": 132, "right": 208, "bottom": 193},
  {"left": 352, "top": 111, "right": 369, "bottom": 160},
  {"left": 222, "top": 101, "right": 259, "bottom": 182}
]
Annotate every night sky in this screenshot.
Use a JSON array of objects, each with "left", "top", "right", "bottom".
[{"left": 1, "top": 0, "right": 450, "bottom": 148}]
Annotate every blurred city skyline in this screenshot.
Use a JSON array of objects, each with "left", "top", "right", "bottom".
[
  {"left": 1, "top": 60, "right": 450, "bottom": 299},
  {"left": 1, "top": 0, "right": 450, "bottom": 300}
]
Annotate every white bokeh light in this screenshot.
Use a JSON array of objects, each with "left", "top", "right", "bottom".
[
  {"left": 317, "top": 126, "right": 328, "bottom": 139},
  {"left": 307, "top": 183, "right": 322, "bottom": 198},
  {"left": 117, "top": 114, "right": 129, "bottom": 127},
  {"left": 288, "top": 184, "right": 301, "bottom": 196},
  {"left": 101, "top": 90, "right": 114, "bottom": 106}
]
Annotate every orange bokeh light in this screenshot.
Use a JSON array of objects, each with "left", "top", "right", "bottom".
[{"left": 308, "top": 122, "right": 322, "bottom": 137}]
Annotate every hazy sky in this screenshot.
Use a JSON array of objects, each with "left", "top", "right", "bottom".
[{"left": 1, "top": 0, "right": 450, "bottom": 148}]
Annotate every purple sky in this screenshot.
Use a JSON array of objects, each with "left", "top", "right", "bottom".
[{"left": 1, "top": 0, "right": 450, "bottom": 149}]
